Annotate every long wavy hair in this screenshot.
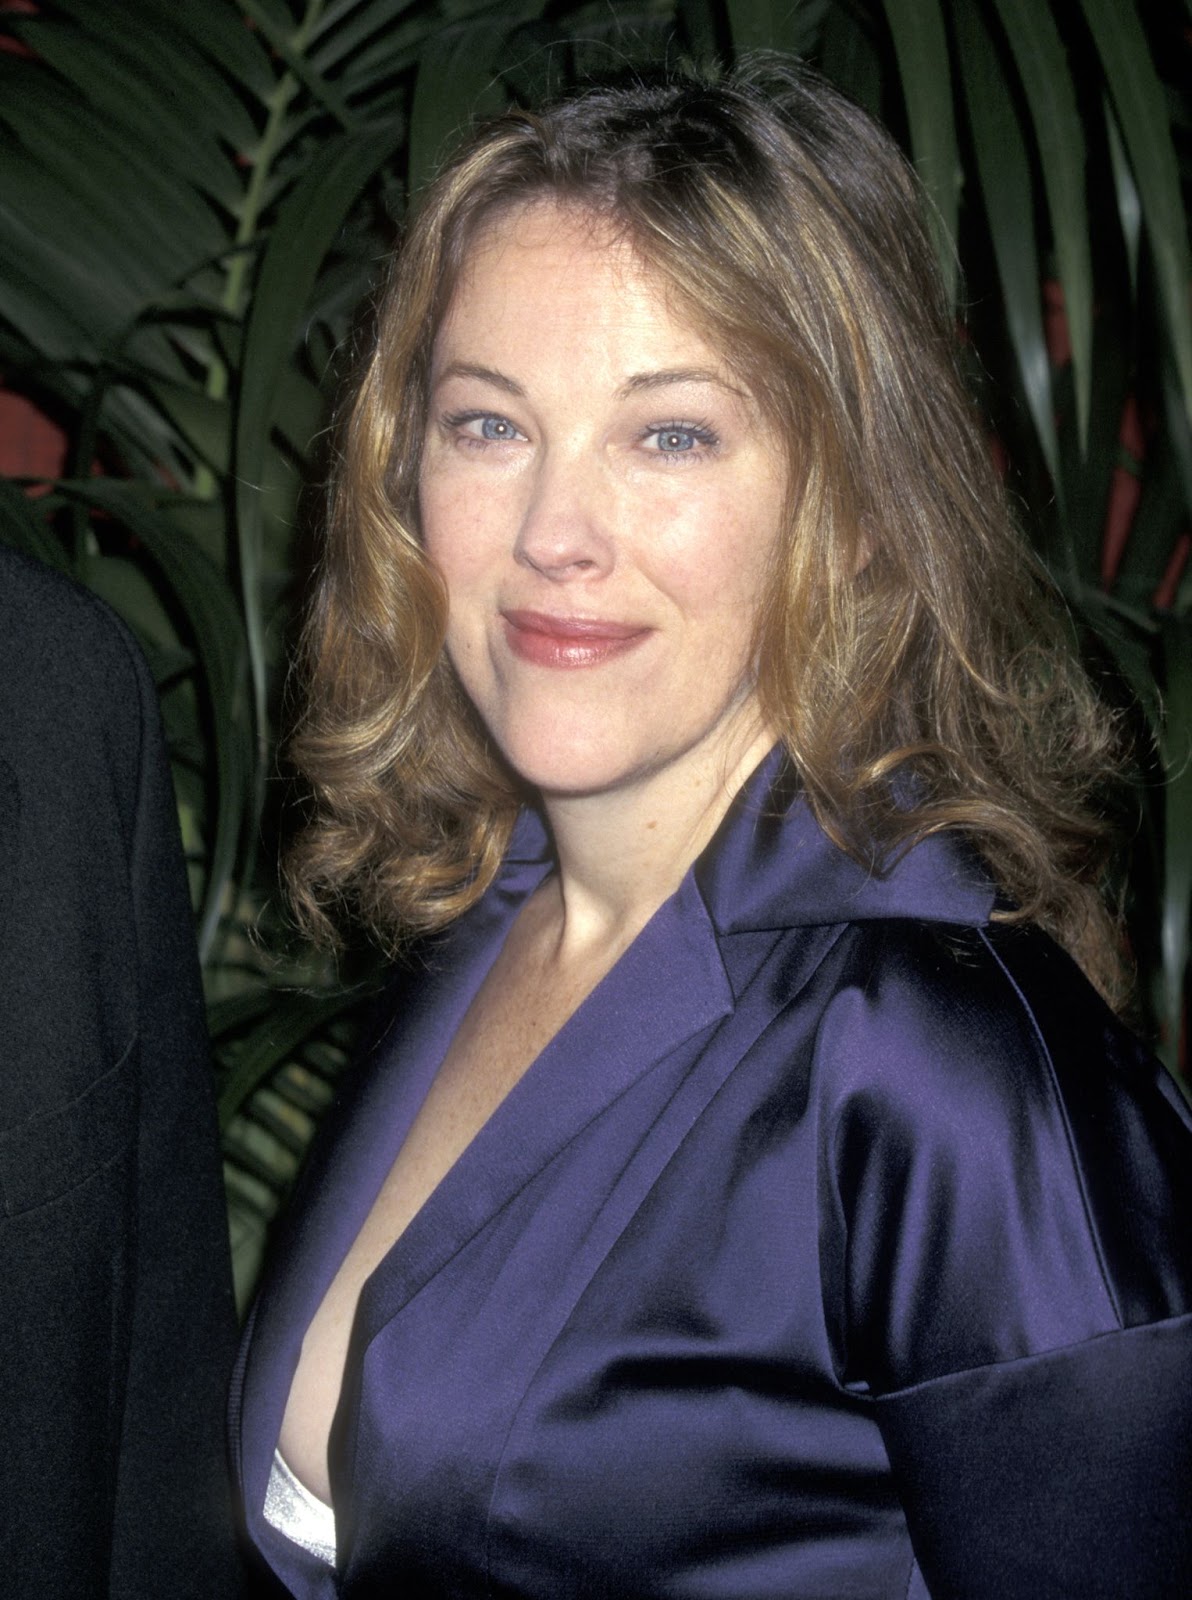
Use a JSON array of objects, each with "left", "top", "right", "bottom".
[{"left": 286, "top": 61, "right": 1128, "bottom": 1004}]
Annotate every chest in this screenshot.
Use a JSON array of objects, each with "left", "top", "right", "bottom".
[
  {"left": 245, "top": 916, "right": 917, "bottom": 1597},
  {"left": 332, "top": 1032, "right": 906, "bottom": 1598},
  {"left": 279, "top": 924, "right": 626, "bottom": 1497}
]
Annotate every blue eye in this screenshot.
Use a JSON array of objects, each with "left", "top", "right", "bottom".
[
  {"left": 440, "top": 410, "right": 523, "bottom": 445},
  {"left": 479, "top": 415, "right": 517, "bottom": 441},
  {"left": 647, "top": 421, "right": 718, "bottom": 456},
  {"left": 657, "top": 428, "right": 697, "bottom": 452}
]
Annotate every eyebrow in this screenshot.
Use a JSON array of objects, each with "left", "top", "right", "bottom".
[
  {"left": 433, "top": 361, "right": 526, "bottom": 396},
  {"left": 616, "top": 367, "right": 746, "bottom": 400},
  {"left": 432, "top": 361, "right": 746, "bottom": 402}
]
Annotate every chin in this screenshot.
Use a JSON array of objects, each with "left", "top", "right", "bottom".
[
  {"left": 494, "top": 730, "right": 652, "bottom": 801},
  {"left": 509, "top": 756, "right": 642, "bottom": 801}
]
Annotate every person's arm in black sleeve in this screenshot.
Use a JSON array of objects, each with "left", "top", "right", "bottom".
[{"left": 105, "top": 610, "right": 247, "bottom": 1597}]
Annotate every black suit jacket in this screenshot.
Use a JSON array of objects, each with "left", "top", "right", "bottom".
[{"left": 0, "top": 547, "right": 244, "bottom": 1595}]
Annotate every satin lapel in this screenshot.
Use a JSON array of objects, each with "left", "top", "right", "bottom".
[
  {"left": 331, "top": 903, "right": 850, "bottom": 1539},
  {"left": 353, "top": 868, "right": 736, "bottom": 1343},
  {"left": 237, "top": 859, "right": 547, "bottom": 1529},
  {"left": 454, "top": 916, "right": 848, "bottom": 1392}
]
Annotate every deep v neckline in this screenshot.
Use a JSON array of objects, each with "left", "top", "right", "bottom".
[
  {"left": 241, "top": 830, "right": 738, "bottom": 1527},
  {"left": 233, "top": 751, "right": 1017, "bottom": 1596},
  {"left": 277, "top": 871, "right": 656, "bottom": 1497}
]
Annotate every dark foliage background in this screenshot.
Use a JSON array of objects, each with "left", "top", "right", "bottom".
[{"left": 0, "top": 0, "right": 1188, "bottom": 1300}]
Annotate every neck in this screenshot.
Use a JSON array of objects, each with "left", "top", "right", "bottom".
[{"left": 536, "top": 722, "right": 776, "bottom": 962}]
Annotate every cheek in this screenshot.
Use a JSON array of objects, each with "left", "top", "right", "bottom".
[
  {"left": 660, "top": 503, "right": 779, "bottom": 623},
  {"left": 419, "top": 480, "right": 489, "bottom": 590}
]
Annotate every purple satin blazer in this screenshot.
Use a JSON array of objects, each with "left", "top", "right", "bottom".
[{"left": 232, "top": 753, "right": 1192, "bottom": 1597}]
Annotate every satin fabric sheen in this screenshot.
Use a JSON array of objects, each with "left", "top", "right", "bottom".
[{"left": 232, "top": 751, "right": 1192, "bottom": 1597}]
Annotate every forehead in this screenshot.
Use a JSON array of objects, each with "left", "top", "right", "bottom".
[
  {"left": 432, "top": 200, "right": 731, "bottom": 373},
  {"left": 457, "top": 200, "right": 634, "bottom": 282}
]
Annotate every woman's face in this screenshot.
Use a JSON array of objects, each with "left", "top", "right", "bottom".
[{"left": 418, "top": 202, "right": 789, "bottom": 804}]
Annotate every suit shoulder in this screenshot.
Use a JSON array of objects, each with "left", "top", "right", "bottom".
[
  {"left": 1, "top": 546, "right": 150, "bottom": 686},
  {"left": 813, "top": 915, "right": 1181, "bottom": 1142},
  {"left": 811, "top": 917, "right": 1057, "bottom": 1120},
  {"left": 807, "top": 917, "right": 1192, "bottom": 1382},
  {"left": 810, "top": 915, "right": 1186, "bottom": 1189},
  {"left": 0, "top": 547, "right": 156, "bottom": 755}
]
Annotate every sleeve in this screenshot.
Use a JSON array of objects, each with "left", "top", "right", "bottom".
[
  {"left": 875, "top": 1312, "right": 1192, "bottom": 1599},
  {"left": 105, "top": 625, "right": 248, "bottom": 1598},
  {"left": 818, "top": 921, "right": 1192, "bottom": 1600}
]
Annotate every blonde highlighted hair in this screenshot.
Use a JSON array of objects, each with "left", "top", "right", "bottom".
[{"left": 286, "top": 61, "right": 1128, "bottom": 1004}]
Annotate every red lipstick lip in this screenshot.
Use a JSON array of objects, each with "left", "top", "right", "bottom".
[
  {"left": 503, "top": 609, "right": 645, "bottom": 641},
  {"left": 501, "top": 609, "right": 650, "bottom": 668}
]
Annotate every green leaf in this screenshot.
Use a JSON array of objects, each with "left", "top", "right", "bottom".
[
  {"left": 725, "top": 0, "right": 775, "bottom": 52},
  {"left": 818, "top": 5, "right": 883, "bottom": 120},
  {"left": 55, "top": 480, "right": 252, "bottom": 959},
  {"left": 1160, "top": 343, "right": 1192, "bottom": 525},
  {"left": 880, "top": 0, "right": 960, "bottom": 304},
  {"left": 207, "top": 988, "right": 277, "bottom": 1042},
  {"left": 1079, "top": 0, "right": 1192, "bottom": 429},
  {"left": 1176, "top": 552, "right": 1192, "bottom": 619},
  {"left": 270, "top": 368, "right": 330, "bottom": 464},
  {"left": 1054, "top": 312, "right": 1131, "bottom": 581},
  {"left": 0, "top": 235, "right": 101, "bottom": 360},
  {"left": 234, "top": 129, "right": 396, "bottom": 763},
  {"left": 142, "top": 378, "right": 233, "bottom": 477},
  {"left": 155, "top": 0, "right": 278, "bottom": 102},
  {"left": 217, "top": 988, "right": 362, "bottom": 1129},
  {"left": 312, "top": 0, "right": 404, "bottom": 50},
  {"left": 955, "top": 1, "right": 1061, "bottom": 495},
  {"left": 239, "top": 0, "right": 299, "bottom": 31},
  {"left": 0, "top": 59, "right": 225, "bottom": 276},
  {"left": 1112, "top": 447, "right": 1185, "bottom": 606},
  {"left": 1158, "top": 615, "right": 1192, "bottom": 1074},
  {"left": 241, "top": 0, "right": 358, "bottom": 130},
  {"left": 101, "top": 382, "right": 209, "bottom": 485},
  {"left": 0, "top": 147, "right": 159, "bottom": 349},
  {"left": 407, "top": 8, "right": 545, "bottom": 195},
  {"left": 1071, "top": 588, "right": 1161, "bottom": 739},
  {"left": 726, "top": 0, "right": 827, "bottom": 56},
  {"left": 330, "top": 14, "right": 429, "bottom": 102},
  {"left": 1106, "top": 99, "right": 1141, "bottom": 299},
  {"left": 310, "top": 0, "right": 429, "bottom": 100},
  {"left": 8, "top": 15, "right": 243, "bottom": 211},
  {"left": 987, "top": 0, "right": 1093, "bottom": 457},
  {"left": 0, "top": 479, "right": 67, "bottom": 570},
  {"left": 42, "top": 0, "right": 261, "bottom": 150}
]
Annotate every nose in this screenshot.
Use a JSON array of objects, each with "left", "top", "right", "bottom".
[{"left": 514, "top": 450, "right": 614, "bottom": 580}]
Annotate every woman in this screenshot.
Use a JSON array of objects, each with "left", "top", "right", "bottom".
[{"left": 233, "top": 64, "right": 1192, "bottom": 1598}]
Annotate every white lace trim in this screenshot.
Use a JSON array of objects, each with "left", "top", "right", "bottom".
[{"left": 264, "top": 1448, "right": 337, "bottom": 1568}]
